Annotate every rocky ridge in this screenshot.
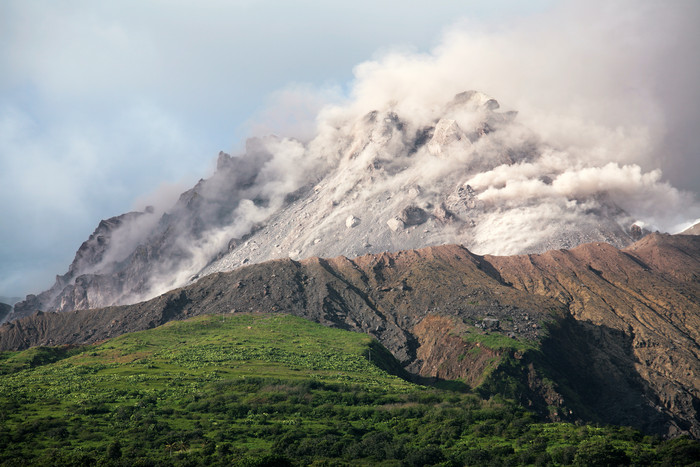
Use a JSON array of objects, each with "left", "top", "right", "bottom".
[
  {"left": 11, "top": 91, "right": 645, "bottom": 319},
  {"left": 681, "top": 221, "right": 700, "bottom": 236},
  {"left": 2, "top": 233, "right": 698, "bottom": 439}
]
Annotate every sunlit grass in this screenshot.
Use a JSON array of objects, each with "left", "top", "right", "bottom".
[{"left": 0, "top": 313, "right": 695, "bottom": 466}]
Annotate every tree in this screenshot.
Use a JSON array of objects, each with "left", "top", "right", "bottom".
[
  {"left": 107, "top": 440, "right": 122, "bottom": 459},
  {"left": 573, "top": 438, "right": 630, "bottom": 466}
]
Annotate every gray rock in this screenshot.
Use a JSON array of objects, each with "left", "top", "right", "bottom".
[
  {"left": 482, "top": 318, "right": 500, "bottom": 330},
  {"left": 346, "top": 215, "right": 360, "bottom": 228},
  {"left": 398, "top": 205, "right": 428, "bottom": 226},
  {"left": 387, "top": 218, "right": 405, "bottom": 232},
  {"left": 427, "top": 119, "right": 469, "bottom": 156},
  {"left": 433, "top": 203, "right": 455, "bottom": 223}
]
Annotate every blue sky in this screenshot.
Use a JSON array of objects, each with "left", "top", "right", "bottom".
[{"left": 1, "top": 0, "right": 698, "bottom": 299}]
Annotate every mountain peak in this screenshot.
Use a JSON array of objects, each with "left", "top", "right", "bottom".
[{"left": 10, "top": 90, "right": 685, "bottom": 317}]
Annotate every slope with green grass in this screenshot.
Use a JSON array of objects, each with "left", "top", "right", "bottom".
[
  {"left": 4, "top": 237, "right": 699, "bottom": 438},
  {"left": 1, "top": 313, "right": 698, "bottom": 466}
]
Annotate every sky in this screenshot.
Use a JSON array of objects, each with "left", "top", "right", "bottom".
[{"left": 1, "top": 0, "right": 699, "bottom": 300}]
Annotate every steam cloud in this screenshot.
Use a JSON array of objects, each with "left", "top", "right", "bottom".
[{"left": 21, "top": 0, "right": 700, "bottom": 312}]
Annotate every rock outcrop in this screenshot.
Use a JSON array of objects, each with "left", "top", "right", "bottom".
[
  {"left": 398, "top": 205, "right": 429, "bottom": 226},
  {"left": 13, "top": 211, "right": 147, "bottom": 319}
]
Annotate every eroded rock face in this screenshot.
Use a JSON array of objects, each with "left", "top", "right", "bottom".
[
  {"left": 13, "top": 211, "right": 147, "bottom": 319},
  {"left": 433, "top": 203, "right": 455, "bottom": 223},
  {"left": 486, "top": 233, "right": 700, "bottom": 439},
  {"left": 12, "top": 138, "right": 297, "bottom": 318}
]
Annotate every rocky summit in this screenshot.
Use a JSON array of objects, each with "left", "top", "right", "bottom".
[
  {"left": 12, "top": 91, "right": 651, "bottom": 318},
  {"left": 2, "top": 233, "right": 698, "bottom": 439}
]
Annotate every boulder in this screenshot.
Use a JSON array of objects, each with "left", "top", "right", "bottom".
[
  {"left": 398, "top": 205, "right": 428, "bottom": 226},
  {"left": 427, "top": 119, "right": 469, "bottom": 156},
  {"left": 433, "top": 203, "right": 455, "bottom": 223},
  {"left": 346, "top": 215, "right": 360, "bottom": 228},
  {"left": 387, "top": 218, "right": 405, "bottom": 232}
]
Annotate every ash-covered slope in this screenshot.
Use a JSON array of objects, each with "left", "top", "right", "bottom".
[
  {"left": 2, "top": 234, "right": 699, "bottom": 438},
  {"left": 681, "top": 221, "right": 700, "bottom": 235},
  {"left": 13, "top": 90, "right": 671, "bottom": 319}
]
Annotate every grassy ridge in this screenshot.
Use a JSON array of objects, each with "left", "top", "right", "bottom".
[{"left": 0, "top": 313, "right": 698, "bottom": 466}]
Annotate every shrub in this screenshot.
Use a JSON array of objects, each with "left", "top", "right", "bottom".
[
  {"left": 107, "top": 439, "right": 122, "bottom": 459},
  {"left": 404, "top": 445, "right": 446, "bottom": 466},
  {"left": 573, "top": 438, "right": 630, "bottom": 466},
  {"left": 550, "top": 445, "right": 578, "bottom": 465},
  {"left": 657, "top": 436, "right": 700, "bottom": 466}
]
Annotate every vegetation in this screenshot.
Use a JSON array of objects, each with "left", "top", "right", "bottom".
[{"left": 1, "top": 313, "right": 698, "bottom": 466}]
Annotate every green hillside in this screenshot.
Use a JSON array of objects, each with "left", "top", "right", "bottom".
[{"left": 0, "top": 313, "right": 697, "bottom": 466}]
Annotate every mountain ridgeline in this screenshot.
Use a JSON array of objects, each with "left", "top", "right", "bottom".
[
  {"left": 12, "top": 90, "right": 656, "bottom": 319},
  {"left": 4, "top": 88, "right": 699, "bottom": 452},
  {"left": 2, "top": 233, "right": 699, "bottom": 440}
]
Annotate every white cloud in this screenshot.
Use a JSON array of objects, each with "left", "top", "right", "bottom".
[
  {"left": 0, "top": 102, "right": 206, "bottom": 296},
  {"left": 1, "top": 0, "right": 699, "bottom": 298}
]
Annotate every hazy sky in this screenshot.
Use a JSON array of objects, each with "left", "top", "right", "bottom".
[{"left": 1, "top": 0, "right": 698, "bottom": 299}]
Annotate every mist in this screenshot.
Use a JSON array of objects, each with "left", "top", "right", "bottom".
[
  {"left": 312, "top": 0, "right": 700, "bottom": 230},
  {"left": 10, "top": 0, "right": 700, "bottom": 314}
]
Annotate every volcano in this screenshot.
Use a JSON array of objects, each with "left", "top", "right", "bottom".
[{"left": 11, "top": 91, "right": 661, "bottom": 319}]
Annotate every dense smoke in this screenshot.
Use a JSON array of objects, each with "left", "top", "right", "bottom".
[
  {"left": 15, "top": 0, "right": 700, "bottom": 314},
  {"left": 313, "top": 0, "right": 700, "bottom": 230},
  {"left": 132, "top": 1, "right": 699, "bottom": 297}
]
